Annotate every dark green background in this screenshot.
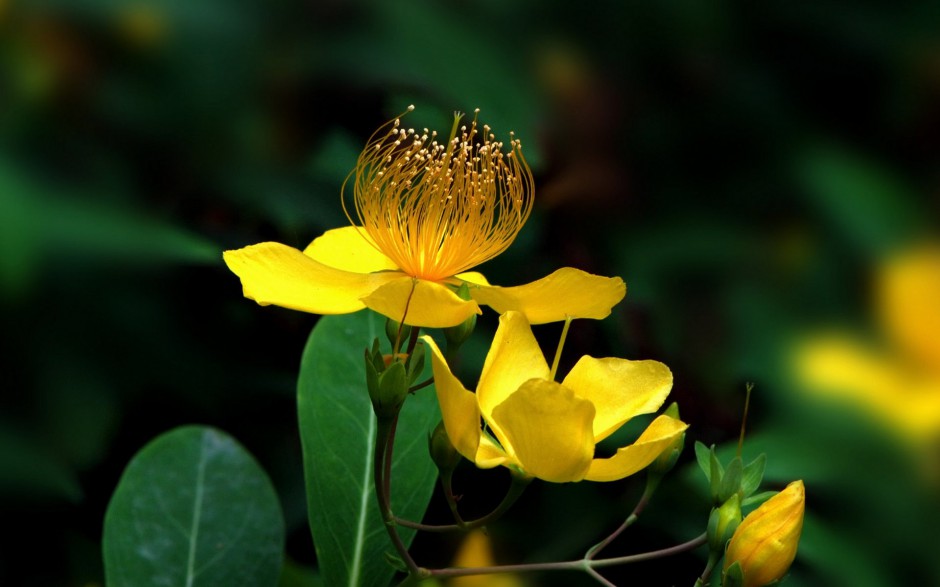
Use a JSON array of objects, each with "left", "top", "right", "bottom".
[{"left": 2, "top": 0, "right": 938, "bottom": 585}]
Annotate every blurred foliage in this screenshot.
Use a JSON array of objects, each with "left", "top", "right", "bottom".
[{"left": 1, "top": 0, "right": 938, "bottom": 585}]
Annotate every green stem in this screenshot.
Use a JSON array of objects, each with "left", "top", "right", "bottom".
[
  {"left": 550, "top": 317, "right": 573, "bottom": 380},
  {"left": 584, "top": 481, "right": 655, "bottom": 560},
  {"left": 394, "top": 473, "right": 530, "bottom": 532},
  {"left": 425, "top": 532, "right": 708, "bottom": 580},
  {"left": 374, "top": 415, "right": 423, "bottom": 578},
  {"left": 697, "top": 551, "right": 720, "bottom": 586}
]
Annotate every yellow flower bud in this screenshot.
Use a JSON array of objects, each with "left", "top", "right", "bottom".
[{"left": 724, "top": 480, "right": 805, "bottom": 587}]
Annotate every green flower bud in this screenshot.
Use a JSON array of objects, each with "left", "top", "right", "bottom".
[
  {"left": 708, "top": 493, "right": 743, "bottom": 554},
  {"left": 428, "top": 420, "right": 462, "bottom": 476},
  {"left": 366, "top": 354, "right": 409, "bottom": 419}
]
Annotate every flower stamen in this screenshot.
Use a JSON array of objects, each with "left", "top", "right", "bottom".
[{"left": 343, "top": 106, "right": 534, "bottom": 282}]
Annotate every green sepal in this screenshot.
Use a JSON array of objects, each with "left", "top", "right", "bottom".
[
  {"left": 741, "top": 453, "right": 767, "bottom": 497},
  {"left": 369, "top": 338, "right": 385, "bottom": 373},
  {"left": 719, "top": 456, "right": 743, "bottom": 503},
  {"left": 742, "top": 490, "right": 779, "bottom": 508},
  {"left": 406, "top": 341, "right": 426, "bottom": 385},
  {"left": 709, "top": 449, "right": 724, "bottom": 503},
  {"left": 385, "top": 318, "right": 412, "bottom": 354},
  {"left": 383, "top": 551, "right": 407, "bottom": 573},
  {"left": 722, "top": 561, "right": 745, "bottom": 587},
  {"left": 695, "top": 441, "right": 713, "bottom": 482}
]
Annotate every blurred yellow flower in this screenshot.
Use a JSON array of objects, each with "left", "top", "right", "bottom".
[
  {"left": 794, "top": 243, "right": 940, "bottom": 447},
  {"left": 422, "top": 311, "right": 688, "bottom": 483},
  {"left": 724, "top": 480, "right": 805, "bottom": 587},
  {"left": 878, "top": 243, "right": 940, "bottom": 372},
  {"left": 448, "top": 530, "right": 523, "bottom": 587},
  {"left": 223, "top": 108, "right": 625, "bottom": 327}
]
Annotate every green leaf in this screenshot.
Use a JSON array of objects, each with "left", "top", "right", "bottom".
[
  {"left": 694, "top": 441, "right": 712, "bottom": 482},
  {"left": 298, "top": 310, "right": 440, "bottom": 587},
  {"left": 719, "top": 456, "right": 743, "bottom": 503},
  {"left": 740, "top": 453, "right": 767, "bottom": 497},
  {"left": 103, "top": 426, "right": 285, "bottom": 587}
]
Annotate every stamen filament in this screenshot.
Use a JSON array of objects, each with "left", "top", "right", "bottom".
[{"left": 550, "top": 317, "right": 573, "bottom": 381}]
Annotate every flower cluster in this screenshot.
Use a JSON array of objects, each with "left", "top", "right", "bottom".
[{"left": 224, "top": 107, "right": 685, "bottom": 484}]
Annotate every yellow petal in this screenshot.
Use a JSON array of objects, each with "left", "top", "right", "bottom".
[
  {"left": 303, "top": 226, "right": 399, "bottom": 273},
  {"left": 469, "top": 267, "right": 626, "bottom": 324},
  {"left": 491, "top": 379, "right": 596, "bottom": 482},
  {"left": 223, "top": 242, "right": 395, "bottom": 314},
  {"left": 362, "top": 277, "right": 481, "bottom": 328},
  {"left": 454, "top": 271, "right": 490, "bottom": 286},
  {"left": 477, "top": 312, "right": 550, "bottom": 447},
  {"left": 584, "top": 415, "right": 689, "bottom": 482},
  {"left": 475, "top": 434, "right": 512, "bottom": 469},
  {"left": 562, "top": 357, "right": 673, "bottom": 442},
  {"left": 878, "top": 243, "right": 940, "bottom": 371},
  {"left": 422, "top": 335, "right": 483, "bottom": 463}
]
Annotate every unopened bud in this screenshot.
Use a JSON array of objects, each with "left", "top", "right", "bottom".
[
  {"left": 708, "top": 493, "right": 742, "bottom": 553},
  {"left": 428, "top": 420, "right": 462, "bottom": 476},
  {"left": 723, "top": 480, "right": 805, "bottom": 587},
  {"left": 366, "top": 355, "right": 408, "bottom": 419}
]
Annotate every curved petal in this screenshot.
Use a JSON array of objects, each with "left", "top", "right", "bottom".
[
  {"left": 422, "top": 335, "right": 483, "bottom": 463},
  {"left": 469, "top": 267, "right": 626, "bottom": 324},
  {"left": 223, "top": 242, "right": 395, "bottom": 314},
  {"left": 562, "top": 357, "right": 673, "bottom": 442},
  {"left": 303, "top": 226, "right": 399, "bottom": 273},
  {"left": 476, "top": 434, "right": 512, "bottom": 469},
  {"left": 477, "top": 312, "right": 550, "bottom": 447},
  {"left": 363, "top": 277, "right": 481, "bottom": 328},
  {"left": 491, "top": 379, "right": 596, "bottom": 482},
  {"left": 584, "top": 415, "right": 689, "bottom": 482}
]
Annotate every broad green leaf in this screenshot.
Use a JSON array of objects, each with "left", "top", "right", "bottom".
[
  {"left": 103, "top": 426, "right": 284, "bottom": 587},
  {"left": 298, "top": 310, "right": 440, "bottom": 587}
]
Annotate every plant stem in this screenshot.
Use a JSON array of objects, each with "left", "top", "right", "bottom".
[
  {"left": 394, "top": 473, "right": 530, "bottom": 532},
  {"left": 584, "top": 482, "right": 654, "bottom": 560},
  {"left": 427, "top": 532, "right": 708, "bottom": 580},
  {"left": 374, "top": 416, "right": 423, "bottom": 578},
  {"left": 549, "top": 317, "right": 573, "bottom": 381}
]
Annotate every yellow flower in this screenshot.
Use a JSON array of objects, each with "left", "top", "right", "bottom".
[
  {"left": 793, "top": 243, "right": 940, "bottom": 447},
  {"left": 877, "top": 243, "right": 940, "bottom": 373},
  {"left": 794, "top": 333, "right": 940, "bottom": 444},
  {"left": 422, "top": 311, "right": 688, "bottom": 483},
  {"left": 222, "top": 108, "right": 625, "bottom": 328},
  {"left": 724, "top": 480, "right": 805, "bottom": 587}
]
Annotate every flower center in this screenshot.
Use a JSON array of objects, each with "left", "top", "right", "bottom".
[{"left": 344, "top": 106, "right": 534, "bottom": 282}]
